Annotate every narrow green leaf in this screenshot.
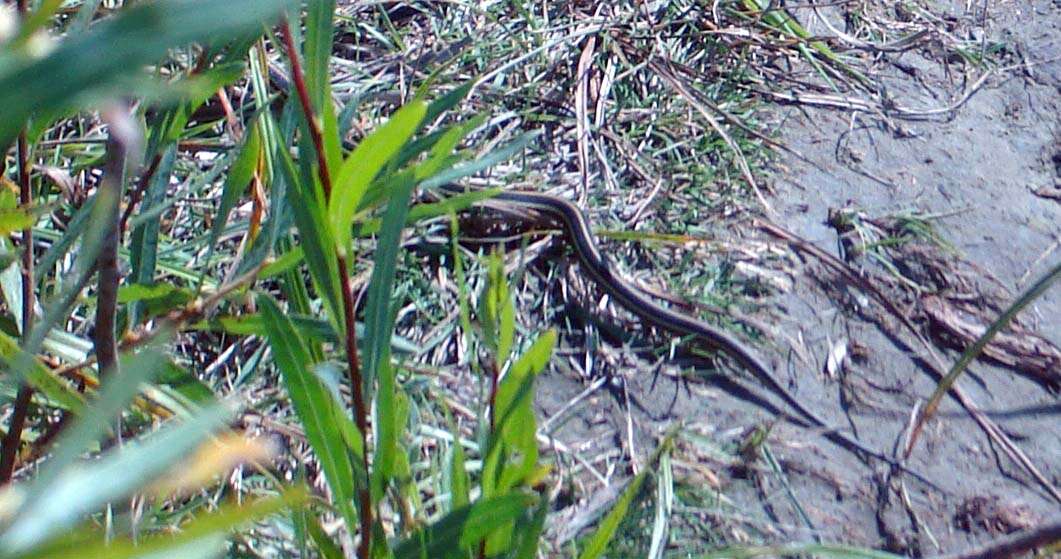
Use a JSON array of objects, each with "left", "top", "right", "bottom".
[
  {"left": 447, "top": 411, "right": 470, "bottom": 511},
  {"left": 305, "top": 513, "right": 345, "bottom": 559},
  {"left": 578, "top": 472, "right": 648, "bottom": 559},
  {"left": 420, "top": 130, "right": 540, "bottom": 189},
  {"left": 578, "top": 427, "right": 680, "bottom": 559},
  {"left": 203, "top": 120, "right": 262, "bottom": 272},
  {"left": 366, "top": 172, "right": 417, "bottom": 501},
  {"left": 919, "top": 262, "right": 1061, "bottom": 428},
  {"left": 129, "top": 144, "right": 173, "bottom": 295},
  {"left": 0, "top": 331, "right": 84, "bottom": 412},
  {"left": 22, "top": 488, "right": 310, "bottom": 559},
  {"left": 202, "top": 313, "right": 419, "bottom": 355},
  {"left": 329, "top": 101, "right": 426, "bottom": 255},
  {"left": 258, "top": 295, "right": 361, "bottom": 530},
  {"left": 479, "top": 252, "right": 516, "bottom": 366},
  {"left": 302, "top": 0, "right": 342, "bottom": 174},
  {"left": 273, "top": 135, "right": 342, "bottom": 325},
  {"left": 512, "top": 494, "right": 549, "bottom": 559}
]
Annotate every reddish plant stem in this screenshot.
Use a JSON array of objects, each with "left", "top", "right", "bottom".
[
  {"left": 278, "top": 18, "right": 333, "bottom": 199},
  {"left": 0, "top": 130, "right": 34, "bottom": 484},
  {"left": 278, "top": 18, "right": 372, "bottom": 558}
]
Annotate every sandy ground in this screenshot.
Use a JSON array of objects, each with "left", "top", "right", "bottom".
[{"left": 538, "top": 1, "right": 1059, "bottom": 555}]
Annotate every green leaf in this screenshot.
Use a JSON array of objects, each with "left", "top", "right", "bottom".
[
  {"left": 117, "top": 283, "right": 194, "bottom": 320},
  {"left": 302, "top": 0, "right": 342, "bottom": 176},
  {"left": 479, "top": 252, "right": 516, "bottom": 365},
  {"left": 0, "top": 207, "right": 36, "bottom": 235},
  {"left": 0, "top": 0, "right": 297, "bottom": 143},
  {"left": 203, "top": 120, "right": 262, "bottom": 273},
  {"left": 0, "top": 331, "right": 84, "bottom": 413},
  {"left": 365, "top": 172, "right": 417, "bottom": 501},
  {"left": 393, "top": 495, "right": 534, "bottom": 559},
  {"left": 202, "top": 313, "right": 420, "bottom": 355},
  {"left": 273, "top": 134, "right": 342, "bottom": 326},
  {"left": 481, "top": 329, "right": 554, "bottom": 538},
  {"left": 259, "top": 245, "right": 304, "bottom": 278},
  {"left": 420, "top": 130, "right": 540, "bottom": 189},
  {"left": 447, "top": 410, "right": 470, "bottom": 512},
  {"left": 329, "top": 101, "right": 426, "bottom": 255},
  {"left": 512, "top": 494, "right": 549, "bottom": 559},
  {"left": 578, "top": 473, "right": 648, "bottom": 559},
  {"left": 578, "top": 427, "right": 680, "bottom": 559},
  {"left": 916, "top": 261, "right": 1061, "bottom": 438},
  {"left": 306, "top": 513, "right": 345, "bottom": 559},
  {"left": 258, "top": 295, "right": 361, "bottom": 531}
]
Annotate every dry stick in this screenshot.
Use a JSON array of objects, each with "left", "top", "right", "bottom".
[
  {"left": 0, "top": 131, "right": 34, "bottom": 484},
  {"left": 936, "top": 516, "right": 1061, "bottom": 559},
  {"left": 758, "top": 219, "right": 1061, "bottom": 504},
  {"left": 574, "top": 35, "right": 596, "bottom": 205},
  {"left": 95, "top": 107, "right": 139, "bottom": 380},
  {"left": 278, "top": 18, "right": 372, "bottom": 559}
]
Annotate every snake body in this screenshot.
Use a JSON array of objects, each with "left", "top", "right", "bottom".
[{"left": 440, "top": 184, "right": 936, "bottom": 486}]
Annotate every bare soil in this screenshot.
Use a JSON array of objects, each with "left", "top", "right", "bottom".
[{"left": 537, "top": 1, "right": 1060, "bottom": 555}]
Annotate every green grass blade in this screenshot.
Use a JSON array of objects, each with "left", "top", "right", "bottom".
[
  {"left": 419, "top": 130, "right": 540, "bottom": 189},
  {"left": 365, "top": 172, "right": 417, "bottom": 500},
  {"left": 578, "top": 427, "right": 680, "bottom": 559},
  {"left": 919, "top": 261, "right": 1061, "bottom": 428},
  {"left": 128, "top": 145, "right": 176, "bottom": 325}
]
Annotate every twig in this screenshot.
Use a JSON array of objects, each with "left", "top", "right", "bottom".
[
  {"left": 95, "top": 106, "right": 140, "bottom": 379},
  {"left": 936, "top": 516, "right": 1061, "bottom": 559}
]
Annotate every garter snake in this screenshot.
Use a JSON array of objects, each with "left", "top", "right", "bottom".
[{"left": 438, "top": 184, "right": 936, "bottom": 487}]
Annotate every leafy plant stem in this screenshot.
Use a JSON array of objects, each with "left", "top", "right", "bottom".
[
  {"left": 279, "top": 15, "right": 372, "bottom": 557},
  {"left": 279, "top": 17, "right": 333, "bottom": 199}
]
